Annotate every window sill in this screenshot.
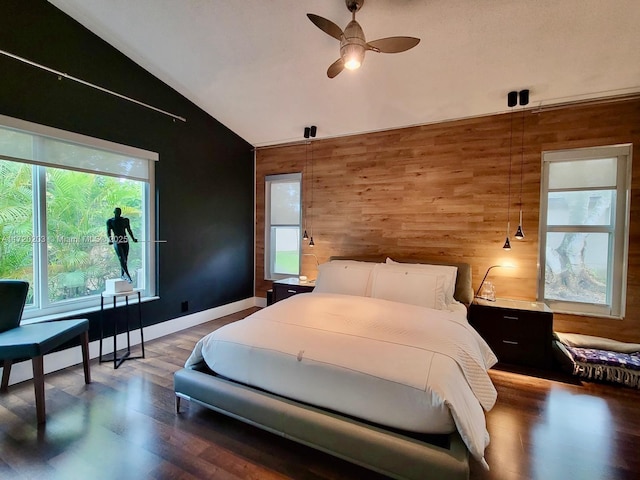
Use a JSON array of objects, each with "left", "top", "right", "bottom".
[
  {"left": 549, "top": 307, "right": 624, "bottom": 321},
  {"left": 21, "top": 295, "right": 159, "bottom": 325}
]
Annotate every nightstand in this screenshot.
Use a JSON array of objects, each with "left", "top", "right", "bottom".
[
  {"left": 272, "top": 277, "right": 315, "bottom": 303},
  {"left": 469, "top": 298, "right": 553, "bottom": 370}
]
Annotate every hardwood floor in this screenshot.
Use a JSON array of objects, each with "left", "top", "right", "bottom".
[{"left": 1, "top": 308, "right": 638, "bottom": 480}]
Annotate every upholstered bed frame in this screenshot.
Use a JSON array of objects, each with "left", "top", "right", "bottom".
[{"left": 174, "top": 257, "right": 474, "bottom": 480}]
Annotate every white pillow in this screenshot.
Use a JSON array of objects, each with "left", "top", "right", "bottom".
[
  {"left": 386, "top": 257, "right": 458, "bottom": 305},
  {"left": 370, "top": 263, "right": 447, "bottom": 310},
  {"left": 313, "top": 261, "right": 375, "bottom": 297},
  {"left": 329, "top": 260, "right": 378, "bottom": 295}
]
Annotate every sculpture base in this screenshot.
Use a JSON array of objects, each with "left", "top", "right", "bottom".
[{"left": 105, "top": 278, "right": 133, "bottom": 294}]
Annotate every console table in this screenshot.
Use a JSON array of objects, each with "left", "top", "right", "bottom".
[{"left": 99, "top": 289, "right": 145, "bottom": 369}]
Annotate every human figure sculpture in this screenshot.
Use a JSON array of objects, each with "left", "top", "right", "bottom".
[{"left": 106, "top": 207, "right": 137, "bottom": 282}]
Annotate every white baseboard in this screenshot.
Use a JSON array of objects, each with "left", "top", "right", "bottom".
[{"left": 2, "top": 296, "right": 260, "bottom": 387}]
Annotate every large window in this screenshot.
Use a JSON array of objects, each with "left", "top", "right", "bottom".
[
  {"left": 0, "top": 115, "right": 157, "bottom": 320},
  {"left": 539, "top": 145, "right": 631, "bottom": 318},
  {"left": 265, "top": 173, "right": 302, "bottom": 280}
]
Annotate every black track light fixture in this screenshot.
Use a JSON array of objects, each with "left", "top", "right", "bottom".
[
  {"left": 303, "top": 125, "right": 317, "bottom": 139},
  {"left": 519, "top": 89, "right": 529, "bottom": 106}
]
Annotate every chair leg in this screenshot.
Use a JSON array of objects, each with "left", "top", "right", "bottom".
[
  {"left": 80, "top": 330, "right": 91, "bottom": 384},
  {"left": 32, "top": 355, "right": 46, "bottom": 424},
  {"left": 1, "top": 359, "right": 12, "bottom": 392}
]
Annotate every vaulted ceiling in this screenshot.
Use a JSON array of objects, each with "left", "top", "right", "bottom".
[{"left": 48, "top": 0, "right": 640, "bottom": 147}]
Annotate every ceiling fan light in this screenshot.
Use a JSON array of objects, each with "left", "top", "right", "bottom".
[
  {"left": 344, "top": 58, "right": 361, "bottom": 70},
  {"left": 342, "top": 44, "right": 364, "bottom": 70}
]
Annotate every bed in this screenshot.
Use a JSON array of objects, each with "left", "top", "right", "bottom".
[{"left": 174, "top": 257, "right": 497, "bottom": 479}]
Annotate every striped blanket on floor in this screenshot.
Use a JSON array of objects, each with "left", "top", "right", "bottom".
[{"left": 554, "top": 332, "right": 640, "bottom": 389}]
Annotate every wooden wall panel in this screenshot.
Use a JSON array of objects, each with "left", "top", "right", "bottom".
[{"left": 256, "top": 100, "right": 640, "bottom": 343}]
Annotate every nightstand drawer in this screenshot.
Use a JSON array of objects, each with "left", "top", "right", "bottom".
[
  {"left": 272, "top": 278, "right": 315, "bottom": 303},
  {"left": 275, "top": 286, "right": 301, "bottom": 302},
  {"left": 474, "top": 310, "right": 551, "bottom": 340},
  {"left": 485, "top": 330, "right": 550, "bottom": 368},
  {"left": 492, "top": 308, "right": 550, "bottom": 327}
]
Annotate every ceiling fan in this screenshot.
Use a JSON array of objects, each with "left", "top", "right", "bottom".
[{"left": 307, "top": 0, "right": 420, "bottom": 78}]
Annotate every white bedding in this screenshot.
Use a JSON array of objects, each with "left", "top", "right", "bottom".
[{"left": 186, "top": 292, "right": 497, "bottom": 467}]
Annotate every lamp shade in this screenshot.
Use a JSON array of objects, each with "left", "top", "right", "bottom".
[
  {"left": 341, "top": 20, "right": 366, "bottom": 70},
  {"left": 342, "top": 43, "right": 365, "bottom": 70},
  {"left": 514, "top": 224, "right": 524, "bottom": 240}
]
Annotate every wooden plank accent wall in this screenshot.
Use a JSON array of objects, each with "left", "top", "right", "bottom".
[{"left": 256, "top": 99, "right": 640, "bottom": 342}]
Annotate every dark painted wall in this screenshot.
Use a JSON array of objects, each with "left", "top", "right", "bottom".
[{"left": 0, "top": 0, "right": 255, "bottom": 339}]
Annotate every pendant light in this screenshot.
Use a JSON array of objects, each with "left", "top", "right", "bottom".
[
  {"left": 514, "top": 89, "right": 529, "bottom": 240},
  {"left": 302, "top": 127, "right": 310, "bottom": 240},
  {"left": 503, "top": 91, "right": 517, "bottom": 250},
  {"left": 304, "top": 126, "right": 317, "bottom": 247}
]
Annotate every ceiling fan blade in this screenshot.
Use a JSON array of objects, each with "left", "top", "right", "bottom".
[
  {"left": 307, "top": 14, "right": 343, "bottom": 41},
  {"left": 327, "top": 58, "right": 345, "bottom": 78},
  {"left": 367, "top": 36, "right": 420, "bottom": 53}
]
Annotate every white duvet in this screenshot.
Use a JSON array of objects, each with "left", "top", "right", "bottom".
[{"left": 186, "top": 292, "right": 497, "bottom": 467}]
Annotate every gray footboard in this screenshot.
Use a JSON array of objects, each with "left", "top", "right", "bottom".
[{"left": 174, "top": 367, "right": 469, "bottom": 480}]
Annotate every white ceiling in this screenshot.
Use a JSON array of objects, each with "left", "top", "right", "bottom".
[{"left": 48, "top": 0, "right": 640, "bottom": 147}]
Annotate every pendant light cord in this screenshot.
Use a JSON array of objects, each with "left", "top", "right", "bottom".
[
  {"left": 310, "top": 140, "right": 314, "bottom": 238},
  {"left": 506, "top": 106, "right": 514, "bottom": 235},
  {"left": 304, "top": 140, "right": 308, "bottom": 233},
  {"left": 519, "top": 107, "right": 525, "bottom": 210}
]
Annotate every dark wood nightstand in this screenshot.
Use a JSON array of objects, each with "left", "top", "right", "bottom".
[
  {"left": 272, "top": 277, "right": 315, "bottom": 303},
  {"left": 469, "top": 298, "right": 554, "bottom": 370}
]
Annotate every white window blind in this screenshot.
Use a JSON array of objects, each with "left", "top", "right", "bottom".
[{"left": 0, "top": 114, "right": 157, "bottom": 181}]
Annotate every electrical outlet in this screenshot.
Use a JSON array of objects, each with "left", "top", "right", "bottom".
[{"left": 181, "top": 301, "right": 189, "bottom": 312}]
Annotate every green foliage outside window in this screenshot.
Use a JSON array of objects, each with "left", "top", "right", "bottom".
[
  {"left": 0, "top": 161, "right": 33, "bottom": 300},
  {"left": 0, "top": 159, "right": 144, "bottom": 304}
]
